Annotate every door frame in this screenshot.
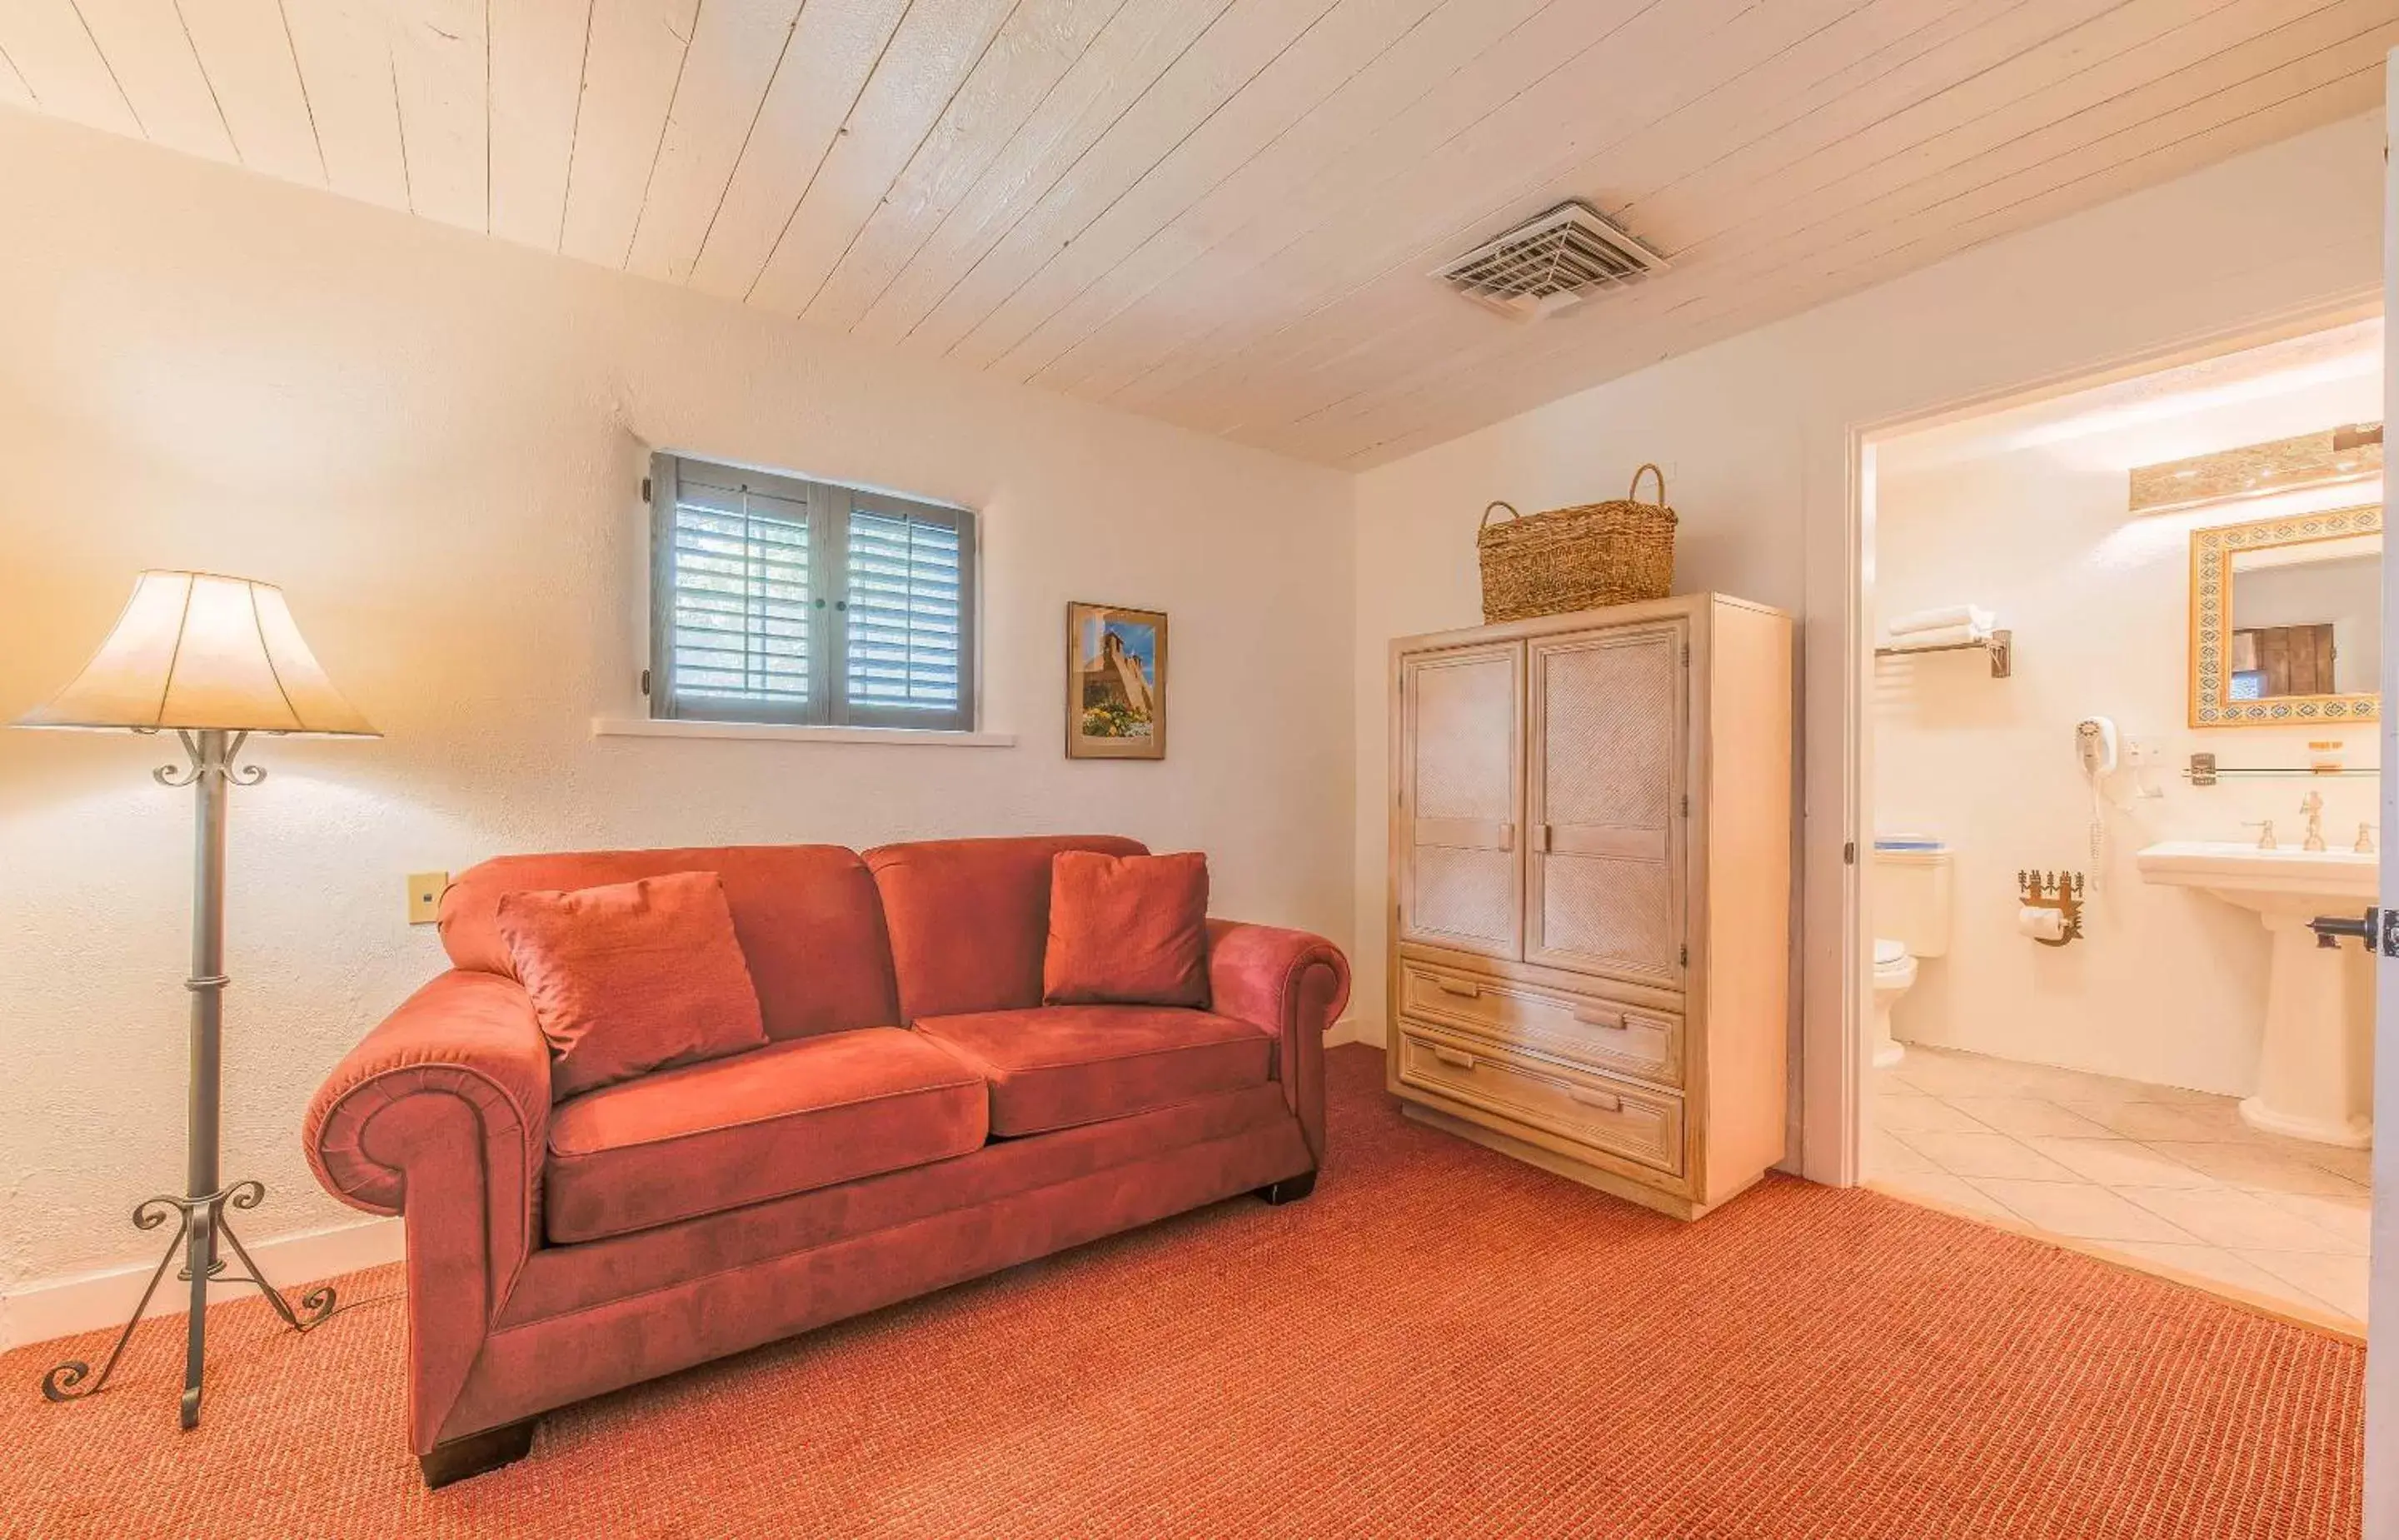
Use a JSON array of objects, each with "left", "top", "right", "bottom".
[
  {"left": 2368, "top": 56, "right": 2397, "bottom": 1534},
  {"left": 1815, "top": 290, "right": 2382, "bottom": 1188}
]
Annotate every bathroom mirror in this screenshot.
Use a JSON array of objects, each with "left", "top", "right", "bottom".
[{"left": 2190, "top": 504, "right": 2382, "bottom": 726}]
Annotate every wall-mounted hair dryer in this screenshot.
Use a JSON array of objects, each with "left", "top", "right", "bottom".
[{"left": 2075, "top": 716, "right": 2118, "bottom": 779}]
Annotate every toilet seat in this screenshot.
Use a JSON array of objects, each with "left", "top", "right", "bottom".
[{"left": 1869, "top": 939, "right": 1915, "bottom": 1070}]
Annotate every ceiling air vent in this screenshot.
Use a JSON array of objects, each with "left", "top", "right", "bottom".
[{"left": 1435, "top": 201, "right": 1668, "bottom": 320}]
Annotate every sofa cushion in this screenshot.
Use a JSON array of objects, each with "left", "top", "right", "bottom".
[
  {"left": 498, "top": 871, "right": 769, "bottom": 1099},
  {"left": 543, "top": 1028, "right": 987, "bottom": 1244},
  {"left": 865, "top": 835, "right": 1147, "bottom": 1021},
  {"left": 1044, "top": 850, "right": 1209, "bottom": 1007},
  {"left": 442, "top": 845, "right": 900, "bottom": 1042},
  {"left": 914, "top": 1004, "right": 1276, "bottom": 1136}
]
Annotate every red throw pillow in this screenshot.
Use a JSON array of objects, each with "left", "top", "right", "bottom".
[
  {"left": 496, "top": 870, "right": 769, "bottom": 1099},
  {"left": 1043, "top": 850, "right": 1209, "bottom": 1007}
]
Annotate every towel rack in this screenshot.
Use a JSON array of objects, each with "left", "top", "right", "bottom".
[
  {"left": 1873, "top": 628, "right": 2012, "bottom": 679},
  {"left": 2183, "top": 752, "right": 2376, "bottom": 785}
]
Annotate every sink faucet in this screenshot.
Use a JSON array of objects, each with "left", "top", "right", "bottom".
[
  {"left": 2300, "top": 791, "right": 2327, "bottom": 853},
  {"left": 2244, "top": 820, "right": 2277, "bottom": 850},
  {"left": 2359, "top": 822, "right": 2377, "bottom": 855}
]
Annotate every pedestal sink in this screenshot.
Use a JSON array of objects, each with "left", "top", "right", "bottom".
[{"left": 2135, "top": 840, "right": 2375, "bottom": 1147}]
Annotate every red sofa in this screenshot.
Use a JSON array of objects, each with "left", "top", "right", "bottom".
[{"left": 302, "top": 835, "right": 1348, "bottom": 1487}]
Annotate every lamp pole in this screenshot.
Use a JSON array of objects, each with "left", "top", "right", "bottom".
[
  {"left": 42, "top": 730, "right": 337, "bottom": 1428},
  {"left": 181, "top": 726, "right": 230, "bottom": 1426}
]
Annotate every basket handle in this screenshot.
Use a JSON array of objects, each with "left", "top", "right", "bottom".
[
  {"left": 1629, "top": 463, "right": 1665, "bottom": 506},
  {"left": 1479, "top": 501, "right": 1520, "bottom": 531}
]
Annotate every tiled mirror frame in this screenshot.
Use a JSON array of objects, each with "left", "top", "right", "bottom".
[{"left": 2189, "top": 502, "right": 2382, "bottom": 728}]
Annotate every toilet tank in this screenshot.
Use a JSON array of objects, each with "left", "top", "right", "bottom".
[{"left": 1873, "top": 838, "right": 1953, "bottom": 959}]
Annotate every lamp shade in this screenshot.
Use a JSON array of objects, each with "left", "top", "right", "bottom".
[{"left": 17, "top": 571, "right": 377, "bottom": 735}]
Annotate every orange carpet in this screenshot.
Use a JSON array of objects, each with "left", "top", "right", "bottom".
[{"left": 2, "top": 1044, "right": 2362, "bottom": 1538}]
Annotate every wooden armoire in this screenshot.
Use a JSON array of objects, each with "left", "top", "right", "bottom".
[{"left": 1386, "top": 593, "right": 1793, "bottom": 1220}]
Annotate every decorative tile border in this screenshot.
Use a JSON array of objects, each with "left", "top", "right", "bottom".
[{"left": 2190, "top": 503, "right": 2382, "bottom": 727}]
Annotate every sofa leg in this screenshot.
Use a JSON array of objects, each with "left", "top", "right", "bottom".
[
  {"left": 419, "top": 1418, "right": 537, "bottom": 1489},
  {"left": 1255, "top": 1171, "right": 1317, "bottom": 1205}
]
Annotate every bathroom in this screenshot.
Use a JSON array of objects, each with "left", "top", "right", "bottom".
[{"left": 1863, "top": 318, "right": 2379, "bottom": 1329}]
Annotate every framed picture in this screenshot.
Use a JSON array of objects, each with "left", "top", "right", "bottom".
[{"left": 1066, "top": 601, "right": 1167, "bottom": 760}]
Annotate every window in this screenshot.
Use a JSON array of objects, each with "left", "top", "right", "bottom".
[{"left": 648, "top": 453, "right": 976, "bottom": 731}]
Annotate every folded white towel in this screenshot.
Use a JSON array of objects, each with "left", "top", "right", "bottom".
[
  {"left": 1888, "top": 605, "right": 1995, "bottom": 635},
  {"left": 1885, "top": 622, "right": 1989, "bottom": 650}
]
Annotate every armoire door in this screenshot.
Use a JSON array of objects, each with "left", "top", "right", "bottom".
[
  {"left": 1396, "top": 641, "right": 1524, "bottom": 960},
  {"left": 1525, "top": 622, "right": 1688, "bottom": 988}
]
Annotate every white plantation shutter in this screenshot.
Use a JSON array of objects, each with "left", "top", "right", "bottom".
[
  {"left": 661, "top": 476, "right": 814, "bottom": 716},
  {"left": 649, "top": 454, "right": 976, "bottom": 730},
  {"left": 843, "top": 496, "right": 971, "bottom": 729}
]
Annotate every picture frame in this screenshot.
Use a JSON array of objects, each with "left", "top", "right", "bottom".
[{"left": 1066, "top": 601, "right": 1167, "bottom": 760}]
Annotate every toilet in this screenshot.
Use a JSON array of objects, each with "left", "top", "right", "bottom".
[{"left": 1870, "top": 837, "right": 1954, "bottom": 1069}]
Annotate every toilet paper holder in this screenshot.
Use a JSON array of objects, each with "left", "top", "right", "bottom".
[{"left": 2018, "top": 870, "right": 2085, "bottom": 948}]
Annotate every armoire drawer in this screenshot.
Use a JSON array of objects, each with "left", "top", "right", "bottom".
[
  {"left": 1396, "top": 1025, "right": 1686, "bottom": 1177},
  {"left": 1398, "top": 959, "right": 1683, "bottom": 1088}
]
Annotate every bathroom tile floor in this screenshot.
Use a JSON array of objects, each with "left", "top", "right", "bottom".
[{"left": 1868, "top": 1044, "right": 2369, "bottom": 1330}]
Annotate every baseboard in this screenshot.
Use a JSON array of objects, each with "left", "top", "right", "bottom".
[
  {"left": 0, "top": 1216, "right": 404, "bottom": 1353},
  {"left": 1325, "top": 1017, "right": 1384, "bottom": 1049}
]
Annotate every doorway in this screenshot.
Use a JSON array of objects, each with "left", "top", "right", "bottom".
[{"left": 1853, "top": 317, "right": 2382, "bottom": 1333}]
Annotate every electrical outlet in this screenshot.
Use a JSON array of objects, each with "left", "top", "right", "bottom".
[{"left": 407, "top": 872, "right": 449, "bottom": 926}]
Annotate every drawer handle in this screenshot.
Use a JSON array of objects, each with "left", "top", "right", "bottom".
[
  {"left": 1497, "top": 821, "right": 1516, "bottom": 853},
  {"left": 1431, "top": 1045, "right": 1477, "bottom": 1070},
  {"left": 1434, "top": 979, "right": 1482, "bottom": 999},
  {"left": 1572, "top": 1006, "right": 1626, "bottom": 1031},
  {"left": 1567, "top": 1086, "right": 1623, "bottom": 1112}
]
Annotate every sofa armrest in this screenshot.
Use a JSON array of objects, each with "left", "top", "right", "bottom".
[
  {"left": 302, "top": 970, "right": 551, "bottom": 1453},
  {"left": 1205, "top": 920, "right": 1349, "bottom": 1167}
]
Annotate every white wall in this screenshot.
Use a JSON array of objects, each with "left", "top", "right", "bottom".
[
  {"left": 0, "top": 108, "right": 1355, "bottom": 1316},
  {"left": 1873, "top": 371, "right": 2383, "bottom": 1096},
  {"left": 1353, "top": 112, "right": 2386, "bottom": 1180}
]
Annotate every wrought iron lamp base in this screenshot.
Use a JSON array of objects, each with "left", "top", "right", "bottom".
[{"left": 42, "top": 1179, "right": 335, "bottom": 1428}]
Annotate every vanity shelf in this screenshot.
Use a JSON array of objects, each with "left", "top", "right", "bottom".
[{"left": 1873, "top": 628, "right": 2012, "bottom": 679}]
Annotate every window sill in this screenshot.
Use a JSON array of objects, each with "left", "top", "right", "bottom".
[{"left": 591, "top": 717, "right": 1017, "bottom": 749}]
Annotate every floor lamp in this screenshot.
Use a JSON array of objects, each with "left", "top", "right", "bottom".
[{"left": 19, "top": 571, "right": 377, "bottom": 1428}]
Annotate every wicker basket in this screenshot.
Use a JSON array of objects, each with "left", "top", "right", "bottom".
[{"left": 1477, "top": 463, "right": 1677, "bottom": 623}]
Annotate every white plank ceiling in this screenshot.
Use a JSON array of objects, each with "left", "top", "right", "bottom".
[{"left": 1, "top": 1, "right": 2389, "bottom": 467}]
